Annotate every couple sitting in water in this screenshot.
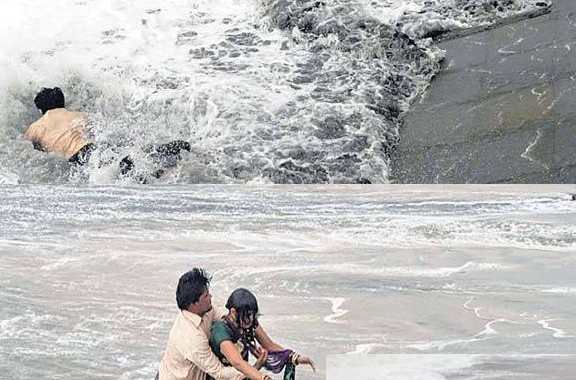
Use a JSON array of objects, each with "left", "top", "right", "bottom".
[
  {"left": 24, "top": 87, "right": 191, "bottom": 179},
  {"left": 158, "top": 269, "right": 315, "bottom": 380}
]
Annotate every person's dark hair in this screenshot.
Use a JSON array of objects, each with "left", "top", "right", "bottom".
[
  {"left": 176, "top": 268, "right": 211, "bottom": 311},
  {"left": 34, "top": 87, "right": 65, "bottom": 114},
  {"left": 226, "top": 288, "right": 259, "bottom": 326}
]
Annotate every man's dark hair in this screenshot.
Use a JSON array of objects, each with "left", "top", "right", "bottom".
[
  {"left": 34, "top": 87, "right": 65, "bottom": 114},
  {"left": 225, "top": 288, "right": 259, "bottom": 325},
  {"left": 176, "top": 268, "right": 211, "bottom": 311}
]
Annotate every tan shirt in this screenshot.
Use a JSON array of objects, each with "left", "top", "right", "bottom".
[
  {"left": 25, "top": 108, "right": 90, "bottom": 159},
  {"left": 159, "top": 309, "right": 244, "bottom": 380}
]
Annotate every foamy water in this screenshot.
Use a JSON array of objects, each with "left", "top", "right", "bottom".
[
  {"left": 0, "top": 185, "right": 574, "bottom": 379},
  {"left": 0, "top": 0, "right": 549, "bottom": 184}
]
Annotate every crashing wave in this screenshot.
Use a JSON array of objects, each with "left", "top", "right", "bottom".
[{"left": 0, "top": 0, "right": 552, "bottom": 184}]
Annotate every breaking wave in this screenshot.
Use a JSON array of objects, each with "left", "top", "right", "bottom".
[{"left": 0, "top": 0, "right": 550, "bottom": 184}]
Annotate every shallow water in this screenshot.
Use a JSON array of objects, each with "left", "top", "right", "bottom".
[
  {"left": 0, "top": 185, "right": 575, "bottom": 379},
  {"left": 0, "top": 0, "right": 549, "bottom": 184}
]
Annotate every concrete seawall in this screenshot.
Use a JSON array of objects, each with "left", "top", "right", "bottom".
[{"left": 391, "top": 0, "right": 576, "bottom": 183}]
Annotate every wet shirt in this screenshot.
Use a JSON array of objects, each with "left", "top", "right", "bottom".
[
  {"left": 159, "top": 309, "right": 244, "bottom": 380},
  {"left": 209, "top": 320, "right": 247, "bottom": 365},
  {"left": 25, "top": 108, "right": 90, "bottom": 159}
]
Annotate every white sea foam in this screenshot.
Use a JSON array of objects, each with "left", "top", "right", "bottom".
[
  {"left": 474, "top": 318, "right": 523, "bottom": 338},
  {"left": 328, "top": 354, "right": 481, "bottom": 380},
  {"left": 407, "top": 337, "right": 488, "bottom": 351},
  {"left": 0, "top": 312, "right": 64, "bottom": 340},
  {"left": 541, "top": 287, "right": 576, "bottom": 294},
  {"left": 0, "top": 167, "right": 19, "bottom": 184},
  {"left": 340, "top": 261, "right": 506, "bottom": 278},
  {"left": 346, "top": 343, "right": 389, "bottom": 354},
  {"left": 210, "top": 261, "right": 507, "bottom": 281},
  {"left": 40, "top": 256, "right": 81, "bottom": 271},
  {"left": 0, "top": 0, "right": 549, "bottom": 184},
  {"left": 538, "top": 319, "right": 574, "bottom": 339},
  {"left": 323, "top": 297, "right": 350, "bottom": 324}
]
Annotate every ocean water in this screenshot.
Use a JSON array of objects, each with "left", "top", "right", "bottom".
[
  {"left": 0, "top": 0, "right": 550, "bottom": 184},
  {"left": 0, "top": 185, "right": 575, "bottom": 379}
]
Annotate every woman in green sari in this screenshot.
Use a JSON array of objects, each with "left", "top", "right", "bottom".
[{"left": 209, "top": 288, "right": 315, "bottom": 380}]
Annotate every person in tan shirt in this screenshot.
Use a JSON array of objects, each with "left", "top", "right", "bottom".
[
  {"left": 24, "top": 87, "right": 192, "bottom": 179},
  {"left": 158, "top": 269, "right": 271, "bottom": 380},
  {"left": 25, "top": 87, "right": 94, "bottom": 164}
]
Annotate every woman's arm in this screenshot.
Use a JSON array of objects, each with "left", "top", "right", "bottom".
[
  {"left": 255, "top": 325, "right": 316, "bottom": 372},
  {"left": 254, "top": 325, "right": 284, "bottom": 352},
  {"left": 294, "top": 355, "right": 316, "bottom": 372},
  {"left": 220, "top": 340, "right": 268, "bottom": 380}
]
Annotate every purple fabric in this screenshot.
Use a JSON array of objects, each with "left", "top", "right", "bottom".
[
  {"left": 222, "top": 316, "right": 293, "bottom": 374},
  {"left": 264, "top": 349, "right": 294, "bottom": 374}
]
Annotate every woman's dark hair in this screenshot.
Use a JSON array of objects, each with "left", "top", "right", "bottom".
[
  {"left": 226, "top": 288, "right": 259, "bottom": 326},
  {"left": 34, "top": 87, "right": 65, "bottom": 114},
  {"left": 176, "top": 268, "right": 211, "bottom": 311}
]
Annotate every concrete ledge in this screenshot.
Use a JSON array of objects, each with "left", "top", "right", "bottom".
[{"left": 391, "top": 0, "right": 576, "bottom": 183}]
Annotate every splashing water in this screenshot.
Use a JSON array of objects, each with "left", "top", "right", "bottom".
[{"left": 0, "top": 0, "right": 550, "bottom": 184}]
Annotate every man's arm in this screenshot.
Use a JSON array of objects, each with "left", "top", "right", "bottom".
[
  {"left": 184, "top": 334, "right": 246, "bottom": 380},
  {"left": 24, "top": 124, "right": 44, "bottom": 151}
]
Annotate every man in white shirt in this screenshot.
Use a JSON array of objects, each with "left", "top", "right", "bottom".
[
  {"left": 25, "top": 87, "right": 191, "bottom": 177},
  {"left": 158, "top": 269, "right": 270, "bottom": 380},
  {"left": 25, "top": 87, "right": 93, "bottom": 164}
]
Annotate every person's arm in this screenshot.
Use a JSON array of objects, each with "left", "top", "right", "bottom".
[
  {"left": 255, "top": 325, "right": 315, "bottom": 372},
  {"left": 24, "top": 124, "right": 44, "bottom": 151},
  {"left": 219, "top": 341, "right": 268, "bottom": 380},
  {"left": 293, "top": 354, "right": 316, "bottom": 372},
  {"left": 254, "top": 325, "right": 284, "bottom": 352},
  {"left": 252, "top": 347, "right": 268, "bottom": 370},
  {"left": 184, "top": 335, "right": 245, "bottom": 380}
]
